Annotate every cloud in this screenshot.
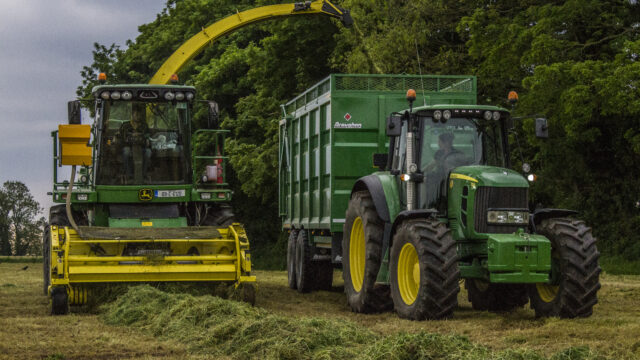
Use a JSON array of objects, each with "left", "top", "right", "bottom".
[{"left": 0, "top": 0, "right": 166, "bottom": 212}]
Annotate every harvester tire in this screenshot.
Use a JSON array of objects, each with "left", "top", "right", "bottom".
[
  {"left": 241, "top": 283, "right": 256, "bottom": 306},
  {"left": 528, "top": 218, "right": 601, "bottom": 318},
  {"left": 204, "top": 205, "right": 235, "bottom": 227},
  {"left": 295, "top": 230, "right": 314, "bottom": 293},
  {"left": 342, "top": 191, "right": 392, "bottom": 313},
  {"left": 287, "top": 230, "right": 299, "bottom": 290},
  {"left": 49, "top": 205, "right": 70, "bottom": 226},
  {"left": 465, "top": 280, "right": 528, "bottom": 312},
  {"left": 389, "top": 219, "right": 459, "bottom": 320},
  {"left": 51, "top": 287, "right": 69, "bottom": 315},
  {"left": 42, "top": 226, "right": 50, "bottom": 295},
  {"left": 315, "top": 261, "right": 333, "bottom": 291}
]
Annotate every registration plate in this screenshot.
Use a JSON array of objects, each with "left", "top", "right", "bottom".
[{"left": 154, "top": 189, "right": 186, "bottom": 198}]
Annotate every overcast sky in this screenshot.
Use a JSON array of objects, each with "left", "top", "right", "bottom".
[{"left": 0, "top": 0, "right": 166, "bottom": 214}]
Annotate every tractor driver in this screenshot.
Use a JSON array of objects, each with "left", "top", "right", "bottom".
[
  {"left": 423, "top": 132, "right": 465, "bottom": 209},
  {"left": 119, "top": 103, "right": 152, "bottom": 182}
]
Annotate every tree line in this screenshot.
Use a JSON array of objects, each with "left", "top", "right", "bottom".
[
  {"left": 76, "top": 0, "right": 640, "bottom": 262},
  {"left": 0, "top": 181, "right": 45, "bottom": 256}
]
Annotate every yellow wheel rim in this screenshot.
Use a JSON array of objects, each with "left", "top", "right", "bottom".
[
  {"left": 536, "top": 283, "right": 559, "bottom": 303},
  {"left": 397, "top": 243, "right": 420, "bottom": 305},
  {"left": 349, "top": 216, "right": 365, "bottom": 292}
]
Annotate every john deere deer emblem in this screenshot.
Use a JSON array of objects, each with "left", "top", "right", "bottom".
[{"left": 139, "top": 189, "right": 153, "bottom": 201}]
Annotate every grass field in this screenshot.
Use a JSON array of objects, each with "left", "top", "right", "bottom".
[{"left": 1, "top": 261, "right": 639, "bottom": 359}]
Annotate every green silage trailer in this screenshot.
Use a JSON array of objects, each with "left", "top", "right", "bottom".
[{"left": 279, "top": 74, "right": 478, "bottom": 291}]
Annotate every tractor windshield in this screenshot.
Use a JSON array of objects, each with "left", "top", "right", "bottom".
[
  {"left": 96, "top": 101, "right": 190, "bottom": 185},
  {"left": 419, "top": 116, "right": 506, "bottom": 209}
]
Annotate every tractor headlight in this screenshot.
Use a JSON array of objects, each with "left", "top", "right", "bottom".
[
  {"left": 164, "top": 91, "right": 175, "bottom": 100},
  {"left": 433, "top": 110, "right": 442, "bottom": 121},
  {"left": 100, "top": 91, "right": 110, "bottom": 100},
  {"left": 122, "top": 91, "right": 132, "bottom": 100},
  {"left": 186, "top": 92, "right": 194, "bottom": 101},
  {"left": 76, "top": 194, "right": 88, "bottom": 201},
  {"left": 492, "top": 111, "right": 501, "bottom": 121},
  {"left": 175, "top": 92, "right": 185, "bottom": 101},
  {"left": 487, "top": 210, "right": 529, "bottom": 225},
  {"left": 111, "top": 91, "right": 121, "bottom": 100},
  {"left": 484, "top": 110, "right": 492, "bottom": 121},
  {"left": 200, "top": 192, "right": 212, "bottom": 200},
  {"left": 442, "top": 110, "right": 451, "bottom": 121}
]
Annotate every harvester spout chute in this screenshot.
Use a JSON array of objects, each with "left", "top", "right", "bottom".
[{"left": 149, "top": 0, "right": 352, "bottom": 85}]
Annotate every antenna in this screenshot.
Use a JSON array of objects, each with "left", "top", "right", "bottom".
[{"left": 415, "top": 38, "right": 426, "bottom": 106}]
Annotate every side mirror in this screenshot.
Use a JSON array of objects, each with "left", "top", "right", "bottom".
[
  {"left": 386, "top": 115, "right": 402, "bottom": 136},
  {"left": 373, "top": 153, "right": 388, "bottom": 169},
  {"left": 207, "top": 101, "right": 220, "bottom": 129},
  {"left": 68, "top": 100, "right": 81, "bottom": 124},
  {"left": 535, "top": 118, "right": 549, "bottom": 138}
]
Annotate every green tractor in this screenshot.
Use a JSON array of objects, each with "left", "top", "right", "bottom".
[
  {"left": 44, "top": 76, "right": 255, "bottom": 314},
  {"left": 342, "top": 89, "right": 601, "bottom": 320}
]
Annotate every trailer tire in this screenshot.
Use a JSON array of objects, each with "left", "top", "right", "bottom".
[
  {"left": 51, "top": 287, "right": 69, "bottom": 315},
  {"left": 287, "top": 230, "right": 299, "bottom": 290},
  {"left": 295, "top": 230, "right": 314, "bottom": 293},
  {"left": 465, "top": 280, "right": 528, "bottom": 312},
  {"left": 315, "top": 261, "right": 333, "bottom": 291},
  {"left": 529, "top": 218, "right": 601, "bottom": 318},
  {"left": 390, "top": 219, "right": 459, "bottom": 320},
  {"left": 343, "top": 191, "right": 392, "bottom": 313},
  {"left": 42, "top": 226, "right": 50, "bottom": 295}
]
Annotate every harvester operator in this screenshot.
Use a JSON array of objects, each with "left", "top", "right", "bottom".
[{"left": 119, "top": 103, "right": 152, "bottom": 183}]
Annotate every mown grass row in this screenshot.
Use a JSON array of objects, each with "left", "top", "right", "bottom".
[{"left": 101, "top": 285, "right": 603, "bottom": 360}]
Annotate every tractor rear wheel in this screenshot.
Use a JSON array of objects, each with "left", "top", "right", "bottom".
[
  {"left": 42, "top": 226, "right": 50, "bottom": 295},
  {"left": 528, "top": 218, "right": 601, "bottom": 318},
  {"left": 295, "top": 230, "right": 314, "bottom": 293},
  {"left": 389, "top": 219, "right": 459, "bottom": 320},
  {"left": 465, "top": 280, "right": 528, "bottom": 312},
  {"left": 342, "top": 191, "right": 392, "bottom": 313},
  {"left": 287, "top": 230, "right": 299, "bottom": 290}
]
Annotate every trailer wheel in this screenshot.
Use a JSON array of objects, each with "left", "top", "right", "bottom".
[
  {"left": 529, "top": 218, "right": 601, "bottom": 318},
  {"left": 42, "top": 226, "right": 50, "bottom": 295},
  {"left": 51, "top": 286, "right": 69, "bottom": 315},
  {"left": 295, "top": 230, "right": 314, "bottom": 293},
  {"left": 389, "top": 219, "right": 459, "bottom": 320},
  {"left": 287, "top": 230, "right": 299, "bottom": 290},
  {"left": 315, "top": 261, "right": 333, "bottom": 291},
  {"left": 342, "top": 191, "right": 392, "bottom": 313},
  {"left": 465, "top": 280, "right": 528, "bottom": 312}
]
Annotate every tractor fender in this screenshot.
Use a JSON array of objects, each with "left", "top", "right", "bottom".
[
  {"left": 530, "top": 208, "right": 578, "bottom": 233},
  {"left": 390, "top": 209, "right": 439, "bottom": 238},
  {"left": 351, "top": 174, "right": 391, "bottom": 223}
]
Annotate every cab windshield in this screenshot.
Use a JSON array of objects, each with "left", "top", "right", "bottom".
[
  {"left": 96, "top": 101, "right": 190, "bottom": 185},
  {"left": 419, "top": 117, "right": 506, "bottom": 209}
]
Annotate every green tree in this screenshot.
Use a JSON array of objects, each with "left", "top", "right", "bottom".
[{"left": 0, "top": 181, "right": 43, "bottom": 256}]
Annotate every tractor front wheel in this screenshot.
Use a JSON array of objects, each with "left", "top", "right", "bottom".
[
  {"left": 342, "top": 191, "right": 392, "bottom": 313},
  {"left": 287, "top": 230, "right": 299, "bottom": 290},
  {"left": 389, "top": 219, "right": 459, "bottom": 320},
  {"left": 528, "top": 218, "right": 601, "bottom": 318},
  {"left": 465, "top": 280, "right": 528, "bottom": 312}
]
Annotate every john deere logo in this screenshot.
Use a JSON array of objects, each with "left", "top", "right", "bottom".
[{"left": 139, "top": 189, "right": 153, "bottom": 201}]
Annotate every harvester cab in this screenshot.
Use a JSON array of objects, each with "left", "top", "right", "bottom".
[{"left": 44, "top": 75, "right": 255, "bottom": 315}]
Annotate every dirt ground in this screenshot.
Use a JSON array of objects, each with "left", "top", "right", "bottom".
[{"left": 1, "top": 262, "right": 639, "bottom": 359}]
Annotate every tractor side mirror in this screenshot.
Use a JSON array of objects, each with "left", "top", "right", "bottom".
[
  {"left": 67, "top": 100, "right": 82, "bottom": 124},
  {"left": 207, "top": 101, "right": 220, "bottom": 129},
  {"left": 386, "top": 115, "right": 402, "bottom": 136},
  {"left": 535, "top": 118, "right": 549, "bottom": 138}
]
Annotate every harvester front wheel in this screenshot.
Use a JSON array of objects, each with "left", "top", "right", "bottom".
[
  {"left": 389, "top": 219, "right": 459, "bottom": 320},
  {"left": 51, "top": 287, "right": 69, "bottom": 315},
  {"left": 42, "top": 226, "right": 50, "bottom": 295},
  {"left": 295, "top": 230, "right": 314, "bottom": 293},
  {"left": 342, "top": 191, "right": 392, "bottom": 313},
  {"left": 528, "top": 218, "right": 601, "bottom": 318},
  {"left": 465, "top": 280, "right": 528, "bottom": 312},
  {"left": 287, "top": 230, "right": 299, "bottom": 290}
]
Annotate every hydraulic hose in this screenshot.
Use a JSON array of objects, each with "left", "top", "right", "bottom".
[{"left": 66, "top": 165, "right": 80, "bottom": 233}]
